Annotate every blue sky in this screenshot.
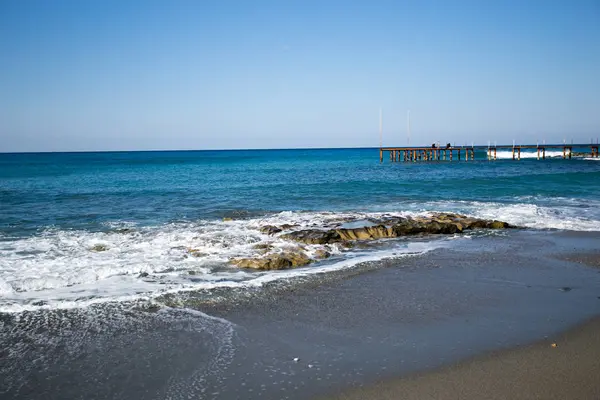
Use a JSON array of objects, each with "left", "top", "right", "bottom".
[{"left": 1, "top": 0, "right": 599, "bottom": 152}]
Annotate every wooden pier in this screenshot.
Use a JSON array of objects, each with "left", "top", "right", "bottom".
[{"left": 380, "top": 144, "right": 599, "bottom": 162}]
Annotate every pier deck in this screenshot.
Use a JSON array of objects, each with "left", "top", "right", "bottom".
[{"left": 380, "top": 144, "right": 599, "bottom": 162}]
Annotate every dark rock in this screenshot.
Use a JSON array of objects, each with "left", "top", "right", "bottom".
[
  {"left": 90, "top": 244, "right": 109, "bottom": 252},
  {"left": 138, "top": 272, "right": 149, "bottom": 278},
  {"left": 253, "top": 243, "right": 272, "bottom": 249},
  {"left": 259, "top": 225, "right": 282, "bottom": 235},
  {"left": 232, "top": 214, "right": 514, "bottom": 270},
  {"left": 314, "top": 249, "right": 331, "bottom": 259},
  {"left": 280, "top": 214, "right": 511, "bottom": 245},
  {"left": 279, "top": 224, "right": 297, "bottom": 230},
  {"left": 374, "top": 216, "right": 408, "bottom": 225},
  {"left": 459, "top": 218, "right": 489, "bottom": 229},
  {"left": 486, "top": 220, "right": 510, "bottom": 229},
  {"left": 427, "top": 220, "right": 463, "bottom": 234},
  {"left": 281, "top": 229, "right": 342, "bottom": 245},
  {"left": 391, "top": 221, "right": 425, "bottom": 235},
  {"left": 232, "top": 251, "right": 312, "bottom": 270},
  {"left": 336, "top": 225, "right": 395, "bottom": 240}
]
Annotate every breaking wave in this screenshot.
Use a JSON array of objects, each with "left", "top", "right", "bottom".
[
  {"left": 0, "top": 210, "right": 452, "bottom": 313},
  {"left": 1, "top": 199, "right": 598, "bottom": 313}
]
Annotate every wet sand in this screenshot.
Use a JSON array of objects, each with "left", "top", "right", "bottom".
[
  {"left": 204, "top": 230, "right": 600, "bottom": 400},
  {"left": 327, "top": 316, "right": 600, "bottom": 400},
  {"left": 322, "top": 231, "right": 600, "bottom": 400}
]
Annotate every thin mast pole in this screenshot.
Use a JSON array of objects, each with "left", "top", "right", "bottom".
[
  {"left": 379, "top": 108, "right": 383, "bottom": 148},
  {"left": 407, "top": 110, "right": 411, "bottom": 145}
]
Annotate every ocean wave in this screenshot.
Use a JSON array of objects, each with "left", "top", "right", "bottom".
[
  {"left": 409, "top": 199, "right": 600, "bottom": 231},
  {"left": 0, "top": 211, "right": 449, "bottom": 313},
  {"left": 1, "top": 201, "right": 598, "bottom": 313}
]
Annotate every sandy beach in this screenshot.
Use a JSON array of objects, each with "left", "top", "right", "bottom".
[
  {"left": 327, "top": 316, "right": 600, "bottom": 400},
  {"left": 324, "top": 231, "right": 600, "bottom": 400},
  {"left": 2, "top": 230, "right": 600, "bottom": 399}
]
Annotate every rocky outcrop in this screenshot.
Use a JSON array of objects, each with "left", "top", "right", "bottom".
[
  {"left": 280, "top": 214, "right": 512, "bottom": 245},
  {"left": 280, "top": 229, "right": 341, "bottom": 244},
  {"left": 485, "top": 220, "right": 510, "bottom": 229},
  {"left": 230, "top": 213, "right": 513, "bottom": 271},
  {"left": 232, "top": 251, "right": 312, "bottom": 270},
  {"left": 336, "top": 225, "right": 394, "bottom": 241}
]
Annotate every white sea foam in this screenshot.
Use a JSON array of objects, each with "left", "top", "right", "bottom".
[
  {"left": 0, "top": 305, "right": 237, "bottom": 398},
  {"left": 0, "top": 211, "right": 444, "bottom": 313},
  {"left": 0, "top": 277, "right": 15, "bottom": 296},
  {"left": 409, "top": 199, "right": 600, "bottom": 231},
  {"left": 1, "top": 202, "right": 597, "bottom": 313}
]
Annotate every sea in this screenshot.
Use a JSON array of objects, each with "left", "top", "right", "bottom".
[
  {"left": 1, "top": 148, "right": 600, "bottom": 399},
  {"left": 1, "top": 147, "right": 599, "bottom": 312}
]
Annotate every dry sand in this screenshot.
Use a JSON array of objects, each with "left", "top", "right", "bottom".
[{"left": 327, "top": 317, "right": 600, "bottom": 400}]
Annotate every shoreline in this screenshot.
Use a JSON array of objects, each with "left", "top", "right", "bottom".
[
  {"left": 2, "top": 229, "right": 600, "bottom": 399},
  {"left": 198, "top": 230, "right": 600, "bottom": 399},
  {"left": 324, "top": 315, "right": 600, "bottom": 400}
]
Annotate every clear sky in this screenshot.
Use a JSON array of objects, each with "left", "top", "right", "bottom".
[{"left": 1, "top": 0, "right": 599, "bottom": 152}]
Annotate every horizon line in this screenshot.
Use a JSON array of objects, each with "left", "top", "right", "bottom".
[{"left": 1, "top": 142, "right": 599, "bottom": 155}]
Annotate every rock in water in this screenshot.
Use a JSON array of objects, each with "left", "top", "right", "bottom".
[
  {"left": 280, "top": 215, "right": 512, "bottom": 246},
  {"left": 336, "top": 225, "right": 395, "bottom": 240},
  {"left": 259, "top": 225, "right": 282, "bottom": 235},
  {"left": 281, "top": 229, "right": 342, "bottom": 245},
  {"left": 458, "top": 218, "right": 489, "bottom": 229},
  {"left": 279, "top": 224, "right": 297, "bottom": 230},
  {"left": 314, "top": 249, "right": 331, "bottom": 259},
  {"left": 231, "top": 213, "right": 514, "bottom": 269},
  {"left": 486, "top": 220, "right": 510, "bottom": 229},
  {"left": 90, "top": 244, "right": 109, "bottom": 252},
  {"left": 232, "top": 251, "right": 312, "bottom": 270}
]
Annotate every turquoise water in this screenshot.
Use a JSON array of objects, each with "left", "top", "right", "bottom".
[
  {"left": 1, "top": 148, "right": 599, "bottom": 311},
  {"left": 2, "top": 148, "right": 599, "bottom": 233}
]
